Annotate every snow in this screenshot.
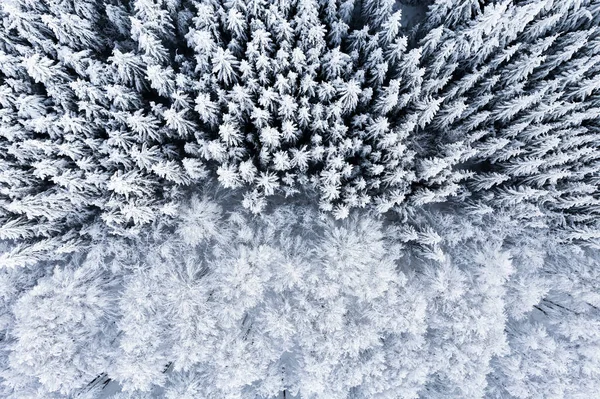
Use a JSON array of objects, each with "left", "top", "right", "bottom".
[{"left": 2, "top": 0, "right": 600, "bottom": 397}]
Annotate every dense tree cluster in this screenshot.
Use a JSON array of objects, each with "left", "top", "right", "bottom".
[
  {"left": 1, "top": 196, "right": 599, "bottom": 398},
  {"left": 1, "top": 0, "right": 600, "bottom": 397},
  {"left": 0, "top": 0, "right": 424, "bottom": 266},
  {"left": 1, "top": 0, "right": 600, "bottom": 263},
  {"left": 412, "top": 0, "right": 600, "bottom": 245}
]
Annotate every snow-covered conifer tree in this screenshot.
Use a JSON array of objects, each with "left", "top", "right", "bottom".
[
  {"left": 406, "top": 0, "right": 600, "bottom": 245},
  {"left": 1, "top": 1, "right": 600, "bottom": 398}
]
